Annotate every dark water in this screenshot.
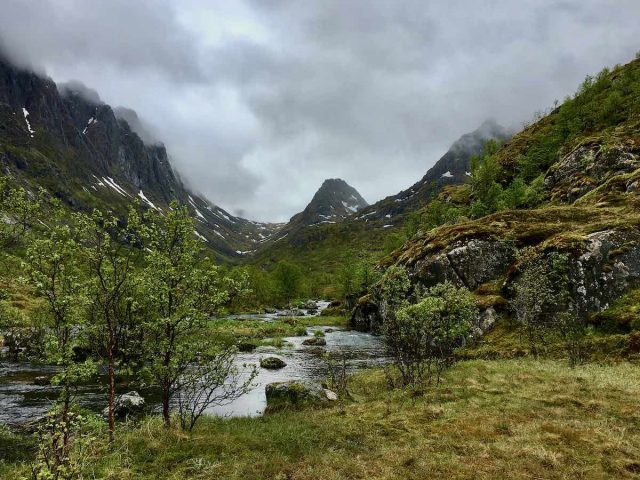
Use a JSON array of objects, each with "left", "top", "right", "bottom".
[{"left": 0, "top": 325, "right": 386, "bottom": 424}]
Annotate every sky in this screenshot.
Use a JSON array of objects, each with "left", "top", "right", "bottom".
[{"left": 0, "top": 0, "right": 639, "bottom": 222}]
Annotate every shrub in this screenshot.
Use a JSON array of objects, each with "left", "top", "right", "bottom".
[
  {"left": 512, "top": 250, "right": 587, "bottom": 366},
  {"left": 382, "top": 282, "right": 478, "bottom": 387}
]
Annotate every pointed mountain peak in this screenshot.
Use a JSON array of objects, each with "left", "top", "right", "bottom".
[{"left": 290, "top": 178, "right": 368, "bottom": 227}]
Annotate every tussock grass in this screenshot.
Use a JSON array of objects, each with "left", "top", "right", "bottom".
[{"left": 3, "top": 358, "right": 640, "bottom": 479}]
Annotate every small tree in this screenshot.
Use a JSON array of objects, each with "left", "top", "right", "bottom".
[
  {"left": 76, "top": 209, "right": 143, "bottom": 442},
  {"left": 23, "top": 207, "right": 92, "bottom": 476},
  {"left": 376, "top": 265, "right": 412, "bottom": 322},
  {"left": 138, "top": 202, "right": 241, "bottom": 427},
  {"left": 323, "top": 353, "right": 350, "bottom": 398},
  {"left": 0, "top": 178, "right": 44, "bottom": 247},
  {"left": 175, "top": 346, "right": 256, "bottom": 431},
  {"left": 273, "top": 261, "right": 303, "bottom": 305},
  {"left": 382, "top": 282, "right": 478, "bottom": 387},
  {"left": 338, "top": 253, "right": 380, "bottom": 306}
]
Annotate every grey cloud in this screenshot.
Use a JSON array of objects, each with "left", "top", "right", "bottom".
[
  {"left": 58, "top": 80, "right": 102, "bottom": 105},
  {"left": 0, "top": 0, "right": 639, "bottom": 221}
]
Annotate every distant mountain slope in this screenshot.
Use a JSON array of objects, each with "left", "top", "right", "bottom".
[
  {"left": 352, "top": 119, "right": 510, "bottom": 226},
  {"left": 0, "top": 55, "right": 282, "bottom": 261}
]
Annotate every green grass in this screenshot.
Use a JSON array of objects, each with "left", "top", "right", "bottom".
[
  {"left": 205, "top": 316, "right": 350, "bottom": 348},
  {"left": 3, "top": 358, "right": 640, "bottom": 479}
]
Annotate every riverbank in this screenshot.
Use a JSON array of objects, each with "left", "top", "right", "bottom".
[
  {"left": 0, "top": 315, "right": 378, "bottom": 423},
  {"left": 2, "top": 358, "right": 639, "bottom": 479}
]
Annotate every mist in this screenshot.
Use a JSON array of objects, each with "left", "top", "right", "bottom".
[{"left": 0, "top": 0, "right": 638, "bottom": 221}]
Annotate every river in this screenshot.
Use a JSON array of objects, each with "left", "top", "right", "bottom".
[{"left": 0, "top": 309, "right": 386, "bottom": 424}]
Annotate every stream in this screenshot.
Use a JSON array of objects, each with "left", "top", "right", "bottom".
[{"left": 0, "top": 307, "right": 386, "bottom": 424}]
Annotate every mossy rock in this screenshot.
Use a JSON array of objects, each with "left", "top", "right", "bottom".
[
  {"left": 265, "top": 381, "right": 337, "bottom": 412},
  {"left": 260, "top": 356, "right": 287, "bottom": 369},
  {"left": 302, "top": 337, "right": 326, "bottom": 346},
  {"left": 238, "top": 341, "right": 258, "bottom": 352}
]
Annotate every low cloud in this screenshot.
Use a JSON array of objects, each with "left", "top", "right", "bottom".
[{"left": 0, "top": 0, "right": 638, "bottom": 221}]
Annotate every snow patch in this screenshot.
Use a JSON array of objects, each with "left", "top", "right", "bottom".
[
  {"left": 216, "top": 209, "right": 235, "bottom": 223},
  {"left": 82, "top": 117, "right": 97, "bottom": 135},
  {"left": 138, "top": 190, "right": 159, "bottom": 210},
  {"left": 194, "top": 230, "right": 208, "bottom": 242},
  {"left": 102, "top": 177, "right": 129, "bottom": 197},
  {"left": 441, "top": 171, "right": 453, "bottom": 178},
  {"left": 341, "top": 201, "right": 358, "bottom": 213},
  {"left": 356, "top": 210, "right": 376, "bottom": 220},
  {"left": 22, "top": 108, "right": 34, "bottom": 137}
]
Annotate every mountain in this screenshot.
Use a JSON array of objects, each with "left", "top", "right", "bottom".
[
  {"left": 353, "top": 56, "right": 640, "bottom": 332},
  {"left": 248, "top": 121, "right": 510, "bottom": 293},
  {"left": 289, "top": 178, "right": 367, "bottom": 228},
  {"left": 0, "top": 55, "right": 283, "bottom": 261},
  {"left": 352, "top": 119, "right": 510, "bottom": 225}
]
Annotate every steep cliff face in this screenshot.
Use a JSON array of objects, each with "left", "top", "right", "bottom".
[
  {"left": 353, "top": 57, "right": 640, "bottom": 333},
  {"left": 0, "top": 56, "right": 283, "bottom": 261}
]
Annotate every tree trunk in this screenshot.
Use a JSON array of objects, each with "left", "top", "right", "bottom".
[
  {"left": 62, "top": 381, "right": 71, "bottom": 455},
  {"left": 162, "top": 381, "right": 171, "bottom": 427},
  {"left": 107, "top": 344, "right": 115, "bottom": 443}
]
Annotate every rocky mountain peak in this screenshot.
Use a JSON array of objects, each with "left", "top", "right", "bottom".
[{"left": 289, "top": 178, "right": 368, "bottom": 227}]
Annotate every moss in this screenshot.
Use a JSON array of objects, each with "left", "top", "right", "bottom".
[{"left": 590, "top": 289, "right": 640, "bottom": 333}]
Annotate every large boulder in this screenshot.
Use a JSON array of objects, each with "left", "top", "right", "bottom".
[
  {"left": 351, "top": 295, "right": 383, "bottom": 332},
  {"left": 446, "top": 240, "right": 517, "bottom": 290},
  {"left": 573, "top": 229, "right": 640, "bottom": 312},
  {"left": 302, "top": 300, "right": 318, "bottom": 310},
  {"left": 102, "top": 391, "right": 145, "bottom": 420},
  {"left": 265, "top": 381, "right": 337, "bottom": 412}
]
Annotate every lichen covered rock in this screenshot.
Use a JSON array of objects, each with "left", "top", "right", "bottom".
[
  {"left": 545, "top": 142, "right": 640, "bottom": 203},
  {"left": 102, "top": 391, "right": 145, "bottom": 419}
]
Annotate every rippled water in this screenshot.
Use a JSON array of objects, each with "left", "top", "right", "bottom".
[{"left": 0, "top": 325, "right": 386, "bottom": 424}]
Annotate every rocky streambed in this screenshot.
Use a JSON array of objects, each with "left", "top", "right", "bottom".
[{"left": 0, "top": 321, "right": 386, "bottom": 425}]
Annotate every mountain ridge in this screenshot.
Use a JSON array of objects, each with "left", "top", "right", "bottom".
[{"left": 0, "top": 55, "right": 284, "bottom": 261}]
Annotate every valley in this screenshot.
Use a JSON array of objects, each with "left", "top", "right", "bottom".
[{"left": 0, "top": 19, "right": 639, "bottom": 480}]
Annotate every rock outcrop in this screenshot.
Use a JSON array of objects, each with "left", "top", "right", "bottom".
[
  {"left": 265, "top": 381, "right": 337, "bottom": 412},
  {"left": 352, "top": 221, "right": 640, "bottom": 333},
  {"left": 545, "top": 141, "right": 640, "bottom": 203}
]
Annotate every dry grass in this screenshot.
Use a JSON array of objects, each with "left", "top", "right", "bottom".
[{"left": 4, "top": 358, "right": 640, "bottom": 479}]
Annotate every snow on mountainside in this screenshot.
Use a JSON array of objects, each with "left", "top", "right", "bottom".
[{"left": 0, "top": 55, "right": 282, "bottom": 261}]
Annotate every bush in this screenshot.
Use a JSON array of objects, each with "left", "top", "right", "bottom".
[
  {"left": 512, "top": 250, "right": 587, "bottom": 366},
  {"left": 382, "top": 282, "right": 478, "bottom": 387}
]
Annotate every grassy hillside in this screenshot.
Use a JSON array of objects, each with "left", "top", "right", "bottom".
[
  {"left": 248, "top": 219, "right": 397, "bottom": 299},
  {"left": 383, "top": 57, "right": 640, "bottom": 273}
]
